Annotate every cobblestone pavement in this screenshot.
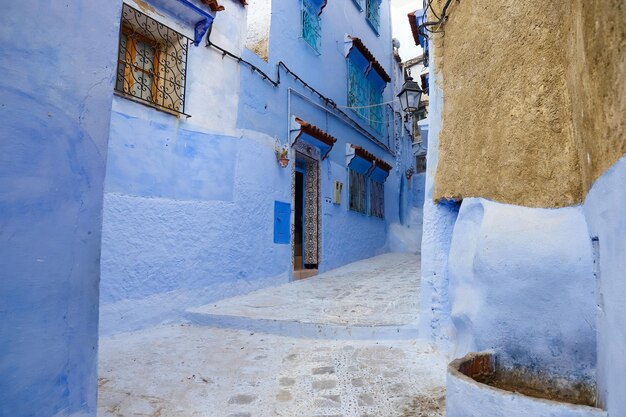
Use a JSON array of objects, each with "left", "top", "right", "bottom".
[
  {"left": 189, "top": 253, "right": 421, "bottom": 327},
  {"left": 98, "top": 253, "right": 447, "bottom": 417}
]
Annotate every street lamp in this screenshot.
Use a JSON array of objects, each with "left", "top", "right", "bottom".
[{"left": 397, "top": 76, "right": 423, "bottom": 114}]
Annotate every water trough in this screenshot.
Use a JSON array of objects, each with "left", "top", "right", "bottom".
[{"left": 446, "top": 351, "right": 607, "bottom": 417}]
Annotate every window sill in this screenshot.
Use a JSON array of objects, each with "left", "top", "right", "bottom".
[{"left": 114, "top": 91, "right": 191, "bottom": 118}]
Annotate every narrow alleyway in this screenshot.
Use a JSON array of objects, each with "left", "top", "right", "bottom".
[{"left": 98, "top": 253, "right": 446, "bottom": 417}]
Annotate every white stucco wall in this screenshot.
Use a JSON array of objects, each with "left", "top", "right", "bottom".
[
  {"left": 583, "top": 154, "right": 626, "bottom": 416},
  {"left": 446, "top": 198, "right": 596, "bottom": 379},
  {"left": 418, "top": 51, "right": 458, "bottom": 347}
]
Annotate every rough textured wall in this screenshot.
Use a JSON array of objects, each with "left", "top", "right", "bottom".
[
  {"left": 431, "top": 0, "right": 625, "bottom": 208},
  {"left": 0, "top": 1, "right": 119, "bottom": 415},
  {"left": 566, "top": 0, "right": 626, "bottom": 192}
]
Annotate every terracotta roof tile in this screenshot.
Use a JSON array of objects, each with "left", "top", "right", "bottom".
[
  {"left": 201, "top": 0, "right": 225, "bottom": 11},
  {"left": 348, "top": 37, "right": 391, "bottom": 83},
  {"left": 408, "top": 11, "right": 420, "bottom": 46},
  {"left": 294, "top": 117, "right": 338, "bottom": 147}
]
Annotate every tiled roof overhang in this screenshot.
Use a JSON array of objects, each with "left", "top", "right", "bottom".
[
  {"left": 408, "top": 11, "right": 420, "bottom": 46},
  {"left": 292, "top": 117, "right": 337, "bottom": 159},
  {"left": 353, "top": 145, "right": 391, "bottom": 172},
  {"left": 349, "top": 145, "right": 392, "bottom": 171},
  {"left": 348, "top": 37, "right": 391, "bottom": 83}
]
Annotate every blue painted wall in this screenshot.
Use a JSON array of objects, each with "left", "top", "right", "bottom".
[
  {"left": 584, "top": 155, "right": 626, "bottom": 415},
  {"left": 0, "top": 1, "right": 119, "bottom": 415},
  {"left": 100, "top": 0, "right": 408, "bottom": 333}
]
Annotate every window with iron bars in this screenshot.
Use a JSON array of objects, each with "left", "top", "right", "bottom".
[
  {"left": 348, "top": 168, "right": 368, "bottom": 214},
  {"left": 301, "top": 0, "right": 322, "bottom": 53},
  {"left": 347, "top": 56, "right": 385, "bottom": 133},
  {"left": 366, "top": 0, "right": 381, "bottom": 34},
  {"left": 369, "top": 179, "right": 384, "bottom": 219},
  {"left": 115, "top": 4, "right": 190, "bottom": 116},
  {"left": 416, "top": 154, "right": 427, "bottom": 173}
]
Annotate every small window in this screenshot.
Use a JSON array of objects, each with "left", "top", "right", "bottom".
[
  {"left": 301, "top": 0, "right": 322, "bottom": 52},
  {"left": 370, "top": 180, "right": 384, "bottom": 218},
  {"left": 115, "top": 4, "right": 190, "bottom": 116},
  {"left": 366, "top": 0, "right": 381, "bottom": 34},
  {"left": 348, "top": 168, "right": 367, "bottom": 214},
  {"left": 416, "top": 154, "right": 427, "bottom": 173}
]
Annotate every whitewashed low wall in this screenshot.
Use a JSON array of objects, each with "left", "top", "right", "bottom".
[{"left": 446, "top": 352, "right": 607, "bottom": 417}]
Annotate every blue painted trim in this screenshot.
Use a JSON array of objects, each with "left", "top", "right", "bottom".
[
  {"left": 172, "top": 0, "right": 215, "bottom": 46},
  {"left": 194, "top": 18, "right": 213, "bottom": 46},
  {"left": 351, "top": 0, "right": 364, "bottom": 12},
  {"left": 274, "top": 201, "right": 291, "bottom": 244}
]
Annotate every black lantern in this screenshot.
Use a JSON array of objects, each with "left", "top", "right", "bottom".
[{"left": 397, "top": 76, "right": 423, "bottom": 114}]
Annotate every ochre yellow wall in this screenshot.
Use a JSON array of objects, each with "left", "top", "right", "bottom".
[{"left": 431, "top": 0, "right": 625, "bottom": 208}]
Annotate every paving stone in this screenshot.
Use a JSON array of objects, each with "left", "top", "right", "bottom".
[
  {"left": 279, "top": 377, "right": 296, "bottom": 387},
  {"left": 357, "top": 394, "right": 374, "bottom": 406},
  {"left": 312, "top": 379, "right": 337, "bottom": 390},
  {"left": 98, "top": 254, "right": 447, "bottom": 417},
  {"left": 351, "top": 377, "right": 365, "bottom": 387},
  {"left": 276, "top": 390, "right": 292, "bottom": 402},
  {"left": 228, "top": 394, "right": 257, "bottom": 405},
  {"left": 313, "top": 394, "right": 341, "bottom": 408},
  {"left": 312, "top": 366, "right": 335, "bottom": 375}
]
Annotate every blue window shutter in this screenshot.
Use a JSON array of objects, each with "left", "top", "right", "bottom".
[{"left": 273, "top": 201, "right": 291, "bottom": 244}]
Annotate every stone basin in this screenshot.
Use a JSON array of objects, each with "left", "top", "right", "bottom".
[{"left": 446, "top": 351, "right": 607, "bottom": 417}]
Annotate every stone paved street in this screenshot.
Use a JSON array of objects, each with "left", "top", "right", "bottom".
[{"left": 98, "top": 253, "right": 447, "bottom": 417}]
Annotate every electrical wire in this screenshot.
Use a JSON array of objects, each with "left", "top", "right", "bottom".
[
  {"left": 418, "top": 0, "right": 454, "bottom": 37},
  {"left": 335, "top": 97, "right": 400, "bottom": 110},
  {"left": 205, "top": 36, "right": 394, "bottom": 151}
]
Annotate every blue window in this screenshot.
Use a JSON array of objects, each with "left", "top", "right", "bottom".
[
  {"left": 366, "top": 0, "right": 381, "bottom": 34},
  {"left": 302, "top": 0, "right": 322, "bottom": 52},
  {"left": 347, "top": 48, "right": 386, "bottom": 133},
  {"left": 348, "top": 168, "right": 368, "bottom": 214},
  {"left": 369, "top": 179, "right": 384, "bottom": 218},
  {"left": 368, "top": 78, "right": 384, "bottom": 133},
  {"left": 347, "top": 57, "right": 369, "bottom": 120}
]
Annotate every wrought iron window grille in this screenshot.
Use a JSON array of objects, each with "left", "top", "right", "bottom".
[
  {"left": 416, "top": 154, "right": 427, "bottom": 173},
  {"left": 115, "top": 4, "right": 191, "bottom": 117},
  {"left": 301, "top": 0, "right": 322, "bottom": 53},
  {"left": 347, "top": 56, "right": 385, "bottom": 133},
  {"left": 369, "top": 179, "right": 384, "bottom": 218},
  {"left": 348, "top": 168, "right": 368, "bottom": 214},
  {"left": 366, "top": 0, "right": 381, "bottom": 34}
]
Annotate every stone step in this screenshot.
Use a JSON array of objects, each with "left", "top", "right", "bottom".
[{"left": 185, "top": 310, "right": 419, "bottom": 340}]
